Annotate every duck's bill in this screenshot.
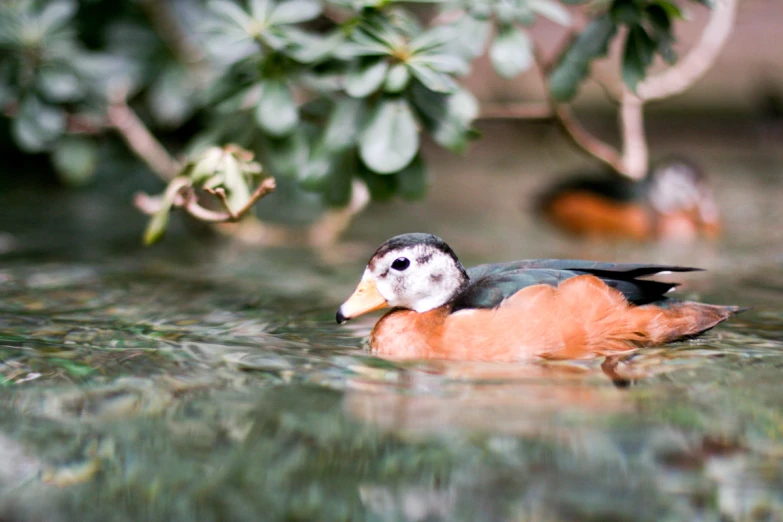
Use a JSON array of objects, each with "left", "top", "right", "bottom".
[{"left": 336, "top": 277, "right": 388, "bottom": 324}]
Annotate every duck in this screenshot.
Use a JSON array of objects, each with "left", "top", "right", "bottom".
[
  {"left": 536, "top": 156, "right": 721, "bottom": 242},
  {"left": 336, "top": 233, "right": 742, "bottom": 361}
]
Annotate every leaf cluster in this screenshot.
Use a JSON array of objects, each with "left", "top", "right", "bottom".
[{"left": 0, "top": 0, "right": 713, "bottom": 216}]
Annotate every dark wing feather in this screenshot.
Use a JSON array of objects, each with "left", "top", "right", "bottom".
[
  {"left": 467, "top": 260, "right": 700, "bottom": 281},
  {"left": 455, "top": 260, "right": 696, "bottom": 312},
  {"left": 452, "top": 269, "right": 578, "bottom": 312}
]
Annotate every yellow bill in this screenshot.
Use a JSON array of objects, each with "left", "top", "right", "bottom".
[{"left": 336, "top": 276, "right": 388, "bottom": 324}]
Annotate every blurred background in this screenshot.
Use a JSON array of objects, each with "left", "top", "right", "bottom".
[{"left": 1, "top": 0, "right": 780, "bottom": 263}]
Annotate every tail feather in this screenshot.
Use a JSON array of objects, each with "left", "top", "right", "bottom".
[{"left": 632, "top": 301, "right": 745, "bottom": 345}]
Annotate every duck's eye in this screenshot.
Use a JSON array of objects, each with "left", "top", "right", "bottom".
[{"left": 391, "top": 257, "right": 410, "bottom": 271}]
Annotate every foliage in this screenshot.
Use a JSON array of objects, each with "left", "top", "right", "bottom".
[
  {"left": 141, "top": 145, "right": 272, "bottom": 245},
  {"left": 0, "top": 0, "right": 713, "bottom": 227}
]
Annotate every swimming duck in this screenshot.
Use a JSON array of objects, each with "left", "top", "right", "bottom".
[
  {"left": 336, "top": 233, "right": 741, "bottom": 361},
  {"left": 537, "top": 156, "right": 721, "bottom": 241}
]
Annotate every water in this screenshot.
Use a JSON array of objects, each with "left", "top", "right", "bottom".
[{"left": 1, "top": 120, "right": 783, "bottom": 521}]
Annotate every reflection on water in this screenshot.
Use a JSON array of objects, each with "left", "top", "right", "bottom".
[{"left": 1, "top": 122, "right": 783, "bottom": 521}]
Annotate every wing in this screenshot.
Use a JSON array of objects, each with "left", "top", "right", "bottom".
[
  {"left": 455, "top": 261, "right": 699, "bottom": 312},
  {"left": 467, "top": 260, "right": 700, "bottom": 281}
]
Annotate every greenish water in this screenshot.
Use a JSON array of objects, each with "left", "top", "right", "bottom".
[{"left": 2, "top": 121, "right": 783, "bottom": 521}]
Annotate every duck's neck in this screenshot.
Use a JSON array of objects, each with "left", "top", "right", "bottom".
[{"left": 409, "top": 262, "right": 469, "bottom": 313}]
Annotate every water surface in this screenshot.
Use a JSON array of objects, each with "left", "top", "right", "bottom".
[{"left": 1, "top": 120, "right": 783, "bottom": 521}]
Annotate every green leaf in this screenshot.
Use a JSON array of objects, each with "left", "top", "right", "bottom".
[
  {"left": 408, "top": 27, "right": 452, "bottom": 55},
  {"left": 269, "top": 0, "right": 322, "bottom": 25},
  {"left": 397, "top": 154, "right": 428, "bottom": 201},
  {"left": 51, "top": 137, "right": 98, "bottom": 186},
  {"left": 209, "top": 1, "right": 253, "bottom": 33},
  {"left": 299, "top": 144, "right": 333, "bottom": 191},
  {"left": 411, "top": 53, "right": 468, "bottom": 75},
  {"left": 646, "top": 3, "right": 672, "bottom": 31},
  {"left": 37, "top": 0, "right": 77, "bottom": 35},
  {"left": 359, "top": 162, "right": 397, "bottom": 201},
  {"left": 611, "top": 0, "right": 642, "bottom": 25},
  {"left": 338, "top": 29, "right": 393, "bottom": 58},
  {"left": 409, "top": 84, "right": 478, "bottom": 153},
  {"left": 359, "top": 97, "right": 419, "bottom": 174},
  {"left": 360, "top": 15, "right": 405, "bottom": 51},
  {"left": 265, "top": 130, "right": 310, "bottom": 179},
  {"left": 384, "top": 63, "right": 411, "bottom": 93},
  {"left": 37, "top": 66, "right": 81, "bottom": 102},
  {"left": 144, "top": 206, "right": 171, "bottom": 246},
  {"left": 322, "top": 152, "right": 356, "bottom": 207},
  {"left": 11, "top": 95, "right": 65, "bottom": 152},
  {"left": 529, "top": 0, "right": 571, "bottom": 26},
  {"left": 248, "top": 0, "right": 272, "bottom": 21},
  {"left": 451, "top": 15, "right": 491, "bottom": 58},
  {"left": 323, "top": 98, "right": 365, "bottom": 152},
  {"left": 622, "top": 25, "right": 656, "bottom": 91},
  {"left": 654, "top": 0, "right": 684, "bottom": 19},
  {"left": 489, "top": 25, "right": 533, "bottom": 79},
  {"left": 646, "top": 4, "right": 677, "bottom": 64},
  {"left": 408, "top": 63, "right": 457, "bottom": 94},
  {"left": 285, "top": 28, "right": 344, "bottom": 64},
  {"left": 255, "top": 80, "right": 299, "bottom": 137},
  {"left": 148, "top": 65, "right": 194, "bottom": 127},
  {"left": 143, "top": 179, "right": 183, "bottom": 246},
  {"left": 548, "top": 14, "right": 617, "bottom": 101},
  {"left": 345, "top": 58, "right": 389, "bottom": 98}
]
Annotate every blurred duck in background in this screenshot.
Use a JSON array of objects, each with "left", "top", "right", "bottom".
[{"left": 536, "top": 157, "right": 721, "bottom": 242}]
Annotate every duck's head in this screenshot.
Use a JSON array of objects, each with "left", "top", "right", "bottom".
[
  {"left": 336, "top": 233, "right": 469, "bottom": 324},
  {"left": 647, "top": 156, "right": 719, "bottom": 224}
]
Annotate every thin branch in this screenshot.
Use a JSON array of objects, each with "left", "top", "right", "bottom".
[
  {"left": 533, "top": 46, "right": 629, "bottom": 176},
  {"left": 203, "top": 177, "right": 277, "bottom": 221},
  {"left": 637, "top": 0, "right": 739, "bottom": 101},
  {"left": 619, "top": 91, "right": 648, "bottom": 180},
  {"left": 106, "top": 87, "right": 182, "bottom": 181},
  {"left": 480, "top": 101, "right": 552, "bottom": 120},
  {"left": 183, "top": 194, "right": 240, "bottom": 223},
  {"left": 553, "top": 104, "right": 628, "bottom": 175},
  {"left": 134, "top": 177, "right": 277, "bottom": 223}
]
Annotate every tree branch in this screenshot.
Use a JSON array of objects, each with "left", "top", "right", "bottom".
[
  {"left": 135, "top": 176, "right": 277, "bottom": 223},
  {"left": 106, "top": 88, "right": 182, "bottom": 181},
  {"left": 553, "top": 104, "right": 628, "bottom": 175},
  {"left": 532, "top": 46, "right": 629, "bottom": 176},
  {"left": 636, "top": 0, "right": 738, "bottom": 101},
  {"left": 480, "top": 101, "right": 552, "bottom": 120},
  {"left": 203, "top": 177, "right": 277, "bottom": 222},
  {"left": 619, "top": 91, "right": 648, "bottom": 180}
]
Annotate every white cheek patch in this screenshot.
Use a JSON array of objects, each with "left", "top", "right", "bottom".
[{"left": 372, "top": 245, "right": 465, "bottom": 312}]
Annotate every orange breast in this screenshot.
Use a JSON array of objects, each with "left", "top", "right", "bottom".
[{"left": 369, "top": 275, "right": 735, "bottom": 362}]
